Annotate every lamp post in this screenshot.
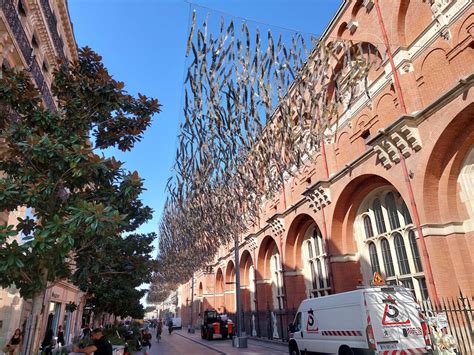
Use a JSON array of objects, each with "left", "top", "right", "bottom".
[{"left": 233, "top": 234, "right": 247, "bottom": 347}]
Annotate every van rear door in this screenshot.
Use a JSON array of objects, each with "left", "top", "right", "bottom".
[{"left": 365, "top": 288, "right": 427, "bottom": 353}]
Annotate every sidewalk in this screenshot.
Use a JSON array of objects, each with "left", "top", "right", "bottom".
[{"left": 139, "top": 329, "right": 288, "bottom": 355}]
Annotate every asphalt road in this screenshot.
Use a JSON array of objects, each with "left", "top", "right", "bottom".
[{"left": 141, "top": 329, "right": 288, "bottom": 355}]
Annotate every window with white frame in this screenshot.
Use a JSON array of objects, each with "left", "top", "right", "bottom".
[
  {"left": 355, "top": 188, "right": 427, "bottom": 301},
  {"left": 270, "top": 247, "right": 284, "bottom": 310},
  {"left": 301, "top": 224, "right": 330, "bottom": 298},
  {"left": 458, "top": 147, "right": 474, "bottom": 220}
]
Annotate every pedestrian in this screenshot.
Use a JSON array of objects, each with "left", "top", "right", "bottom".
[
  {"left": 196, "top": 313, "right": 203, "bottom": 330},
  {"left": 41, "top": 329, "right": 55, "bottom": 355},
  {"left": 81, "top": 324, "right": 91, "bottom": 339},
  {"left": 168, "top": 319, "right": 173, "bottom": 335},
  {"left": 57, "top": 325, "right": 65, "bottom": 347},
  {"left": 5, "top": 328, "right": 22, "bottom": 355},
  {"left": 141, "top": 328, "right": 152, "bottom": 355},
  {"left": 73, "top": 328, "right": 113, "bottom": 355},
  {"left": 156, "top": 319, "right": 163, "bottom": 343}
]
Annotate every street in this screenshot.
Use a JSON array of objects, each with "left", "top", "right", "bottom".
[{"left": 140, "top": 330, "right": 288, "bottom": 355}]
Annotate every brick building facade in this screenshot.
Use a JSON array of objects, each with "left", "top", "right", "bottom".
[{"left": 173, "top": 0, "right": 474, "bottom": 340}]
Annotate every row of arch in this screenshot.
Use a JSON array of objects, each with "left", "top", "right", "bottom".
[{"left": 193, "top": 104, "right": 474, "bottom": 313}]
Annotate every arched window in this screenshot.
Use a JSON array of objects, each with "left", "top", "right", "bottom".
[
  {"left": 302, "top": 225, "right": 330, "bottom": 298},
  {"left": 356, "top": 189, "right": 426, "bottom": 301},
  {"left": 394, "top": 233, "right": 410, "bottom": 275},
  {"left": 373, "top": 199, "right": 386, "bottom": 234},
  {"left": 364, "top": 215, "right": 374, "bottom": 239},
  {"left": 270, "top": 248, "right": 283, "bottom": 310},
  {"left": 401, "top": 202, "right": 413, "bottom": 225},
  {"left": 409, "top": 231, "right": 423, "bottom": 272},
  {"left": 381, "top": 238, "right": 395, "bottom": 277},
  {"left": 368, "top": 242, "right": 380, "bottom": 274},
  {"left": 385, "top": 192, "right": 401, "bottom": 229}
]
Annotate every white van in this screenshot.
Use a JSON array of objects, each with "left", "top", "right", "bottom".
[{"left": 288, "top": 286, "right": 431, "bottom": 354}]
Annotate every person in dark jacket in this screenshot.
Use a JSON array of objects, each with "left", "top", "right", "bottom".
[
  {"left": 73, "top": 328, "right": 112, "bottom": 355},
  {"left": 57, "top": 325, "right": 65, "bottom": 347},
  {"left": 41, "top": 329, "right": 54, "bottom": 355}
]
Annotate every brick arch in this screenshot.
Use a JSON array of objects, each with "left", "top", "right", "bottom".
[
  {"left": 374, "top": 91, "right": 400, "bottom": 130},
  {"left": 284, "top": 213, "right": 319, "bottom": 271},
  {"left": 337, "top": 22, "right": 348, "bottom": 39},
  {"left": 240, "top": 250, "right": 254, "bottom": 286},
  {"left": 419, "top": 48, "right": 452, "bottom": 105},
  {"left": 350, "top": 0, "right": 363, "bottom": 19},
  {"left": 225, "top": 260, "right": 235, "bottom": 290},
  {"left": 330, "top": 174, "right": 403, "bottom": 292},
  {"left": 215, "top": 268, "right": 224, "bottom": 294},
  {"left": 399, "top": 0, "right": 433, "bottom": 45},
  {"left": 422, "top": 103, "right": 474, "bottom": 223},
  {"left": 396, "top": 0, "right": 410, "bottom": 44},
  {"left": 257, "top": 235, "right": 280, "bottom": 279}
]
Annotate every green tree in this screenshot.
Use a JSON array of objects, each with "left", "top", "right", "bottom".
[
  {"left": 74, "top": 232, "right": 157, "bottom": 319},
  {"left": 0, "top": 47, "right": 160, "bottom": 352}
]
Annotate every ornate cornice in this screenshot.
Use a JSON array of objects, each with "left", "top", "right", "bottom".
[
  {"left": 27, "top": 0, "right": 56, "bottom": 65},
  {"left": 56, "top": 0, "right": 77, "bottom": 60}
]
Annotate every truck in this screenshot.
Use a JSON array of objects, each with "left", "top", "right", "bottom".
[
  {"left": 200, "top": 309, "right": 234, "bottom": 340},
  {"left": 288, "top": 286, "right": 431, "bottom": 355}
]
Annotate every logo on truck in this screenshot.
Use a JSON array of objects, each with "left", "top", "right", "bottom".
[
  {"left": 306, "top": 308, "right": 319, "bottom": 332},
  {"left": 381, "top": 295, "right": 411, "bottom": 326}
]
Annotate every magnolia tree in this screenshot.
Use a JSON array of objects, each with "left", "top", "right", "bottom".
[{"left": 0, "top": 47, "right": 160, "bottom": 351}]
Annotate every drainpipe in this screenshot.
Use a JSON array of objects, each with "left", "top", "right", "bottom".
[
  {"left": 319, "top": 120, "right": 336, "bottom": 293},
  {"left": 373, "top": 0, "right": 439, "bottom": 305}
]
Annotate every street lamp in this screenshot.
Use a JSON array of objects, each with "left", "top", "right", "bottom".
[{"left": 233, "top": 235, "right": 247, "bottom": 348}]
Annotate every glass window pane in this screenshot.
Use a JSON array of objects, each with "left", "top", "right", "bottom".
[
  {"left": 385, "top": 192, "right": 401, "bottom": 230},
  {"left": 401, "top": 201, "right": 413, "bottom": 225},
  {"left": 409, "top": 231, "right": 423, "bottom": 272},
  {"left": 364, "top": 215, "right": 374, "bottom": 239},
  {"left": 307, "top": 240, "right": 313, "bottom": 259},
  {"left": 381, "top": 238, "right": 395, "bottom": 277},
  {"left": 401, "top": 279, "right": 415, "bottom": 299},
  {"left": 369, "top": 242, "right": 380, "bottom": 275},
  {"left": 310, "top": 261, "right": 317, "bottom": 290},
  {"left": 313, "top": 229, "right": 321, "bottom": 255},
  {"left": 419, "top": 278, "right": 429, "bottom": 301},
  {"left": 394, "top": 233, "right": 411, "bottom": 275},
  {"left": 373, "top": 199, "right": 387, "bottom": 234},
  {"left": 317, "top": 260, "right": 324, "bottom": 289}
]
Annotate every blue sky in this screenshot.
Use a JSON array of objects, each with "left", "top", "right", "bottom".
[{"left": 68, "top": 0, "right": 343, "bottom": 254}]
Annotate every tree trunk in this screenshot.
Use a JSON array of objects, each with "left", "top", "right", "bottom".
[{"left": 25, "top": 270, "right": 48, "bottom": 354}]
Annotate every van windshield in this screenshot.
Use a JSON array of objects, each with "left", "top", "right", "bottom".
[{"left": 293, "top": 312, "right": 302, "bottom": 332}]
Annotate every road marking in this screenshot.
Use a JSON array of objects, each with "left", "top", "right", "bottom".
[{"left": 174, "top": 332, "right": 226, "bottom": 354}]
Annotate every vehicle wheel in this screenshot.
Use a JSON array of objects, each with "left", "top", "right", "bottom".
[
  {"left": 289, "top": 343, "right": 300, "bottom": 355},
  {"left": 201, "top": 328, "right": 206, "bottom": 339},
  {"left": 338, "top": 345, "right": 354, "bottom": 355}
]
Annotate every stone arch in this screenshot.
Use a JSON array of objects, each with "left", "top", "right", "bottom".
[
  {"left": 422, "top": 103, "right": 474, "bottom": 223},
  {"left": 257, "top": 235, "right": 283, "bottom": 310}
]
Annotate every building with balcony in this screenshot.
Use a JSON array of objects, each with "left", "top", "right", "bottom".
[
  {"left": 176, "top": 0, "right": 473, "bottom": 344},
  {"left": 0, "top": 0, "right": 85, "bottom": 351}
]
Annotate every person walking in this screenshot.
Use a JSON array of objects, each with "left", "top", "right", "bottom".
[
  {"left": 5, "top": 328, "right": 22, "bottom": 355},
  {"left": 141, "top": 328, "right": 152, "bottom": 355},
  {"left": 73, "top": 328, "right": 112, "bottom": 355},
  {"left": 57, "top": 325, "right": 65, "bottom": 347},
  {"left": 41, "top": 329, "right": 55, "bottom": 355},
  {"left": 156, "top": 319, "right": 163, "bottom": 343},
  {"left": 167, "top": 319, "right": 173, "bottom": 335}
]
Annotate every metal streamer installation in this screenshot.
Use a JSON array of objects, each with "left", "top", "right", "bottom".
[{"left": 149, "top": 11, "right": 378, "bottom": 302}]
